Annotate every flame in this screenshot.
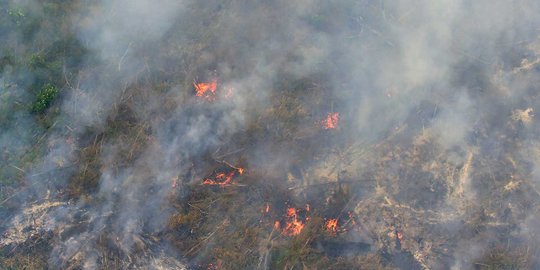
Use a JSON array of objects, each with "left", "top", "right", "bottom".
[
  {"left": 282, "top": 207, "right": 305, "bottom": 236},
  {"left": 194, "top": 79, "right": 218, "bottom": 101},
  {"left": 274, "top": 221, "right": 280, "bottom": 230},
  {"left": 321, "top": 112, "right": 339, "bottom": 129},
  {"left": 202, "top": 166, "right": 243, "bottom": 187},
  {"left": 326, "top": 219, "right": 338, "bottom": 233},
  {"left": 202, "top": 171, "right": 235, "bottom": 187},
  {"left": 265, "top": 203, "right": 270, "bottom": 213}
]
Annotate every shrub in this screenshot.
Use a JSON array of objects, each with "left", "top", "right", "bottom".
[
  {"left": 32, "top": 83, "right": 58, "bottom": 113},
  {"left": 7, "top": 7, "right": 25, "bottom": 25}
]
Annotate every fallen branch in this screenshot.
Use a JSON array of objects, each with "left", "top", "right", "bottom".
[
  {"left": 288, "top": 180, "right": 359, "bottom": 190},
  {"left": 9, "top": 164, "right": 25, "bottom": 173},
  {"left": 214, "top": 147, "right": 245, "bottom": 160}
]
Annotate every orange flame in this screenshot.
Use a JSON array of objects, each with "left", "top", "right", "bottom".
[
  {"left": 326, "top": 219, "right": 338, "bottom": 233},
  {"left": 283, "top": 207, "right": 305, "bottom": 236},
  {"left": 321, "top": 112, "right": 339, "bottom": 129},
  {"left": 202, "top": 171, "right": 234, "bottom": 187},
  {"left": 202, "top": 166, "right": 243, "bottom": 187},
  {"left": 194, "top": 79, "right": 218, "bottom": 101}
]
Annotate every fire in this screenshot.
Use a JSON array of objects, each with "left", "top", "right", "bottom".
[
  {"left": 272, "top": 205, "right": 311, "bottom": 236},
  {"left": 194, "top": 79, "right": 218, "bottom": 101},
  {"left": 321, "top": 112, "right": 339, "bottom": 129},
  {"left": 193, "top": 79, "right": 236, "bottom": 101},
  {"left": 260, "top": 202, "right": 271, "bottom": 224},
  {"left": 282, "top": 207, "right": 305, "bottom": 236},
  {"left": 326, "top": 219, "right": 338, "bottom": 233},
  {"left": 202, "top": 171, "right": 235, "bottom": 187},
  {"left": 202, "top": 166, "right": 244, "bottom": 187}
]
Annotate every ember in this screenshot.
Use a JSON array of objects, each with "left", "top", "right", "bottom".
[
  {"left": 326, "top": 219, "right": 338, "bottom": 233},
  {"left": 321, "top": 112, "right": 339, "bottom": 129}
]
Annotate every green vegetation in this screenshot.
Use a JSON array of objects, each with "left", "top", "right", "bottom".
[
  {"left": 7, "top": 7, "right": 25, "bottom": 25},
  {"left": 32, "top": 83, "right": 58, "bottom": 113}
]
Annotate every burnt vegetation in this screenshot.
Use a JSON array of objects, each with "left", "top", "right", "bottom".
[{"left": 1, "top": 0, "right": 540, "bottom": 269}]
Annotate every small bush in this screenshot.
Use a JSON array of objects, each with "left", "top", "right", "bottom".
[
  {"left": 32, "top": 83, "right": 58, "bottom": 113},
  {"left": 7, "top": 7, "right": 25, "bottom": 25},
  {"left": 29, "top": 53, "right": 47, "bottom": 70}
]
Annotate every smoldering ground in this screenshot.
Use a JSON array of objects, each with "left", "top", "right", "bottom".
[{"left": 1, "top": 0, "right": 540, "bottom": 269}]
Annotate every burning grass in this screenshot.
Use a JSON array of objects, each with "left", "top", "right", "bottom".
[
  {"left": 2, "top": 5, "right": 540, "bottom": 268},
  {"left": 321, "top": 112, "right": 339, "bottom": 130},
  {"left": 4, "top": 69, "right": 540, "bottom": 269},
  {"left": 201, "top": 163, "right": 244, "bottom": 187},
  {"left": 193, "top": 77, "right": 235, "bottom": 102},
  {"left": 194, "top": 79, "right": 218, "bottom": 101},
  {"left": 278, "top": 206, "right": 308, "bottom": 236}
]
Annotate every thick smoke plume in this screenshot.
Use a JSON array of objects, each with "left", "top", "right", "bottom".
[{"left": 1, "top": 0, "right": 540, "bottom": 269}]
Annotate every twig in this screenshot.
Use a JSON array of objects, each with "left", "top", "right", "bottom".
[
  {"left": 118, "top": 42, "right": 132, "bottom": 71},
  {"left": 9, "top": 164, "right": 25, "bottom": 173},
  {"left": 0, "top": 190, "right": 25, "bottom": 206},
  {"left": 288, "top": 180, "right": 359, "bottom": 190},
  {"left": 188, "top": 202, "right": 208, "bottom": 215},
  {"left": 185, "top": 229, "right": 218, "bottom": 256},
  {"left": 220, "top": 160, "right": 242, "bottom": 171},
  {"left": 128, "top": 124, "right": 146, "bottom": 160},
  {"left": 214, "top": 147, "right": 245, "bottom": 159}
]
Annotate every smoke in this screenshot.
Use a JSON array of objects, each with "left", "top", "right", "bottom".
[{"left": 1, "top": 0, "right": 540, "bottom": 269}]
